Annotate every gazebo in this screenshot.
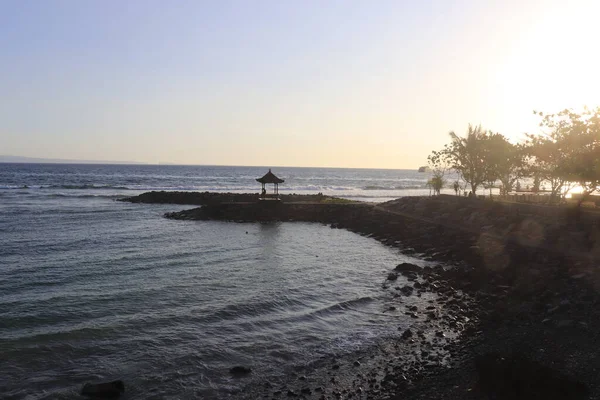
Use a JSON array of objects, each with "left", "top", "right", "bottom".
[{"left": 256, "top": 169, "right": 284, "bottom": 200}]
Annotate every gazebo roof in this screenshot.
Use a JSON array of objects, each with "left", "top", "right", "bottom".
[{"left": 256, "top": 169, "right": 284, "bottom": 184}]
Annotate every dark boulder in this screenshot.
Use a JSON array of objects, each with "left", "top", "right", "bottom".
[
  {"left": 387, "top": 272, "right": 399, "bottom": 281},
  {"left": 400, "top": 285, "right": 414, "bottom": 296},
  {"left": 404, "top": 271, "right": 419, "bottom": 280},
  {"left": 394, "top": 262, "right": 422, "bottom": 275},
  {"left": 81, "top": 380, "right": 125, "bottom": 398},
  {"left": 229, "top": 366, "right": 252, "bottom": 375}
]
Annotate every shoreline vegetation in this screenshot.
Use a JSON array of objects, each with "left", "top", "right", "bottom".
[
  {"left": 121, "top": 191, "right": 600, "bottom": 399},
  {"left": 426, "top": 108, "right": 600, "bottom": 208}
]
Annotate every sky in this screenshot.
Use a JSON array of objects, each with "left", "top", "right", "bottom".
[{"left": 1, "top": 0, "right": 599, "bottom": 168}]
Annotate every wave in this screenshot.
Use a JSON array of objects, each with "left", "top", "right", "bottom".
[
  {"left": 0, "top": 185, "right": 28, "bottom": 190},
  {"left": 1, "top": 184, "right": 430, "bottom": 193},
  {"left": 47, "top": 193, "right": 127, "bottom": 199},
  {"left": 311, "top": 296, "right": 374, "bottom": 317},
  {"left": 363, "top": 185, "right": 423, "bottom": 190},
  {"left": 47, "top": 184, "right": 131, "bottom": 190},
  {"left": 337, "top": 194, "right": 415, "bottom": 199},
  {"left": 0, "top": 184, "right": 130, "bottom": 190}
]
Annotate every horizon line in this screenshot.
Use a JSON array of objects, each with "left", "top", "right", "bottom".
[{"left": 0, "top": 155, "right": 426, "bottom": 171}]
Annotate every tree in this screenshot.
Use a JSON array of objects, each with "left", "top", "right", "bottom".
[
  {"left": 527, "top": 107, "right": 600, "bottom": 205},
  {"left": 429, "top": 125, "right": 492, "bottom": 194},
  {"left": 485, "top": 133, "right": 527, "bottom": 196},
  {"left": 524, "top": 129, "right": 571, "bottom": 202},
  {"left": 427, "top": 169, "right": 445, "bottom": 196},
  {"left": 550, "top": 108, "right": 600, "bottom": 205}
]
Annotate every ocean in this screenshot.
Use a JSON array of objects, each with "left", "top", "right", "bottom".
[{"left": 0, "top": 164, "right": 442, "bottom": 399}]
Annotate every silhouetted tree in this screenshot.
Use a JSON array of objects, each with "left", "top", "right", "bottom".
[
  {"left": 527, "top": 107, "right": 600, "bottom": 205},
  {"left": 525, "top": 125, "right": 571, "bottom": 201},
  {"left": 427, "top": 169, "right": 445, "bottom": 196},
  {"left": 429, "top": 125, "right": 492, "bottom": 194},
  {"left": 485, "top": 134, "right": 527, "bottom": 195}
]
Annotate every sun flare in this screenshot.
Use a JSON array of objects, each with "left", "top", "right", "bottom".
[{"left": 502, "top": 0, "right": 600, "bottom": 112}]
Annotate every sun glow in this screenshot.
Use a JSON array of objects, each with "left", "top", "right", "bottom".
[
  {"left": 493, "top": 0, "right": 600, "bottom": 142},
  {"left": 513, "top": 1, "right": 599, "bottom": 105}
]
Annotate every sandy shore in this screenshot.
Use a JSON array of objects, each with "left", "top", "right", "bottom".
[{"left": 122, "top": 192, "right": 600, "bottom": 399}]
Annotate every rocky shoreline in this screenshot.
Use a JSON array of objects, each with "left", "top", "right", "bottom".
[
  {"left": 121, "top": 192, "right": 600, "bottom": 399},
  {"left": 118, "top": 191, "right": 345, "bottom": 206}
]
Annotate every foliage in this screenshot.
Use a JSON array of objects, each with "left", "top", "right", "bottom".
[
  {"left": 427, "top": 169, "right": 445, "bottom": 196},
  {"left": 526, "top": 107, "right": 600, "bottom": 204},
  {"left": 429, "top": 107, "right": 600, "bottom": 205},
  {"left": 429, "top": 125, "right": 498, "bottom": 194},
  {"left": 525, "top": 123, "right": 572, "bottom": 201},
  {"left": 485, "top": 133, "right": 527, "bottom": 195}
]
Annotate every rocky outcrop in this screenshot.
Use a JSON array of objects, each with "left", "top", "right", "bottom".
[
  {"left": 81, "top": 380, "right": 124, "bottom": 398},
  {"left": 229, "top": 366, "right": 252, "bottom": 375},
  {"left": 164, "top": 202, "right": 374, "bottom": 223},
  {"left": 119, "top": 191, "right": 340, "bottom": 206}
]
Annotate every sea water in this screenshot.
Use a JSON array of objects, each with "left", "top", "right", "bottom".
[{"left": 0, "top": 164, "right": 437, "bottom": 399}]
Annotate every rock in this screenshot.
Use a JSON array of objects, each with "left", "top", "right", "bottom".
[
  {"left": 81, "top": 380, "right": 125, "bottom": 398},
  {"left": 556, "top": 319, "right": 574, "bottom": 328},
  {"left": 400, "top": 285, "right": 414, "bottom": 296},
  {"left": 300, "top": 387, "right": 312, "bottom": 394},
  {"left": 546, "top": 305, "right": 559, "bottom": 314},
  {"left": 354, "top": 360, "right": 361, "bottom": 367},
  {"left": 229, "top": 366, "right": 252, "bottom": 375},
  {"left": 387, "top": 272, "right": 399, "bottom": 281},
  {"left": 401, "top": 329, "right": 413, "bottom": 339},
  {"left": 395, "top": 262, "right": 422, "bottom": 275},
  {"left": 475, "top": 352, "right": 588, "bottom": 400}
]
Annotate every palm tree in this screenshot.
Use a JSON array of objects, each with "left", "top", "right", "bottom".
[{"left": 446, "top": 125, "right": 490, "bottom": 194}]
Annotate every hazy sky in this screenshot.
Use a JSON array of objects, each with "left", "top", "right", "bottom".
[{"left": 1, "top": 0, "right": 599, "bottom": 168}]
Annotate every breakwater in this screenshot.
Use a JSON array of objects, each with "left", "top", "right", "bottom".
[
  {"left": 119, "top": 191, "right": 338, "bottom": 206},
  {"left": 165, "top": 202, "right": 373, "bottom": 223}
]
